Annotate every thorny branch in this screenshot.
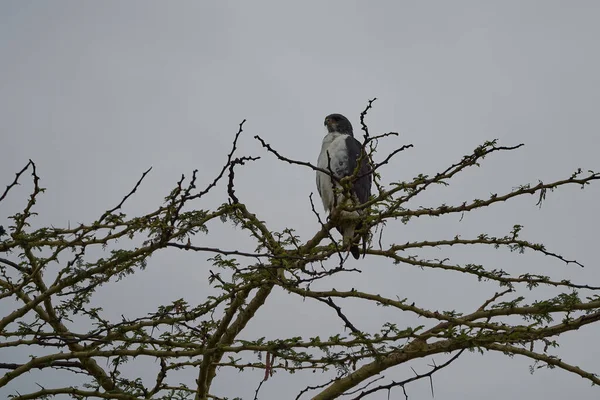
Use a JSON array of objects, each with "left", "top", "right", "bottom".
[
  {"left": 349, "top": 350, "right": 466, "bottom": 400},
  {"left": 0, "top": 159, "right": 34, "bottom": 203},
  {"left": 1, "top": 101, "right": 599, "bottom": 400}
]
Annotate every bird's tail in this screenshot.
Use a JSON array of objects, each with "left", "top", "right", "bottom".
[
  {"left": 350, "top": 244, "right": 360, "bottom": 260},
  {"left": 359, "top": 221, "right": 368, "bottom": 259},
  {"left": 340, "top": 210, "right": 369, "bottom": 260},
  {"left": 342, "top": 224, "right": 360, "bottom": 260},
  {"left": 355, "top": 221, "right": 369, "bottom": 259},
  {"left": 346, "top": 221, "right": 366, "bottom": 260}
]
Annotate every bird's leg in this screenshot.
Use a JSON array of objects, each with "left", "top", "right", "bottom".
[{"left": 345, "top": 240, "right": 354, "bottom": 252}]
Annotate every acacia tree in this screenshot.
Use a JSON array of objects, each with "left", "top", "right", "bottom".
[{"left": 1, "top": 100, "right": 599, "bottom": 400}]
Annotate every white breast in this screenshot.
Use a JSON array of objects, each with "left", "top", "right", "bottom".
[{"left": 316, "top": 133, "right": 349, "bottom": 212}]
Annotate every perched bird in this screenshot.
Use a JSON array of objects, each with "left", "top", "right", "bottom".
[{"left": 316, "top": 113, "right": 372, "bottom": 259}]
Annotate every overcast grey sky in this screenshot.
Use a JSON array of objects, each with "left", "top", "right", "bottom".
[{"left": 1, "top": 1, "right": 600, "bottom": 399}]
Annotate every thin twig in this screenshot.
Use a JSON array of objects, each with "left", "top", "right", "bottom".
[{"left": 0, "top": 160, "right": 33, "bottom": 203}]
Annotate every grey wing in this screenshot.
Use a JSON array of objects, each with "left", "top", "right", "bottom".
[{"left": 345, "top": 136, "right": 372, "bottom": 204}]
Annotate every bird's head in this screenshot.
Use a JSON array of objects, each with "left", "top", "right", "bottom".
[{"left": 324, "top": 114, "right": 353, "bottom": 135}]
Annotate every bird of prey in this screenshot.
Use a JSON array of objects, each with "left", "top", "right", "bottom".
[{"left": 316, "top": 113, "right": 372, "bottom": 259}]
